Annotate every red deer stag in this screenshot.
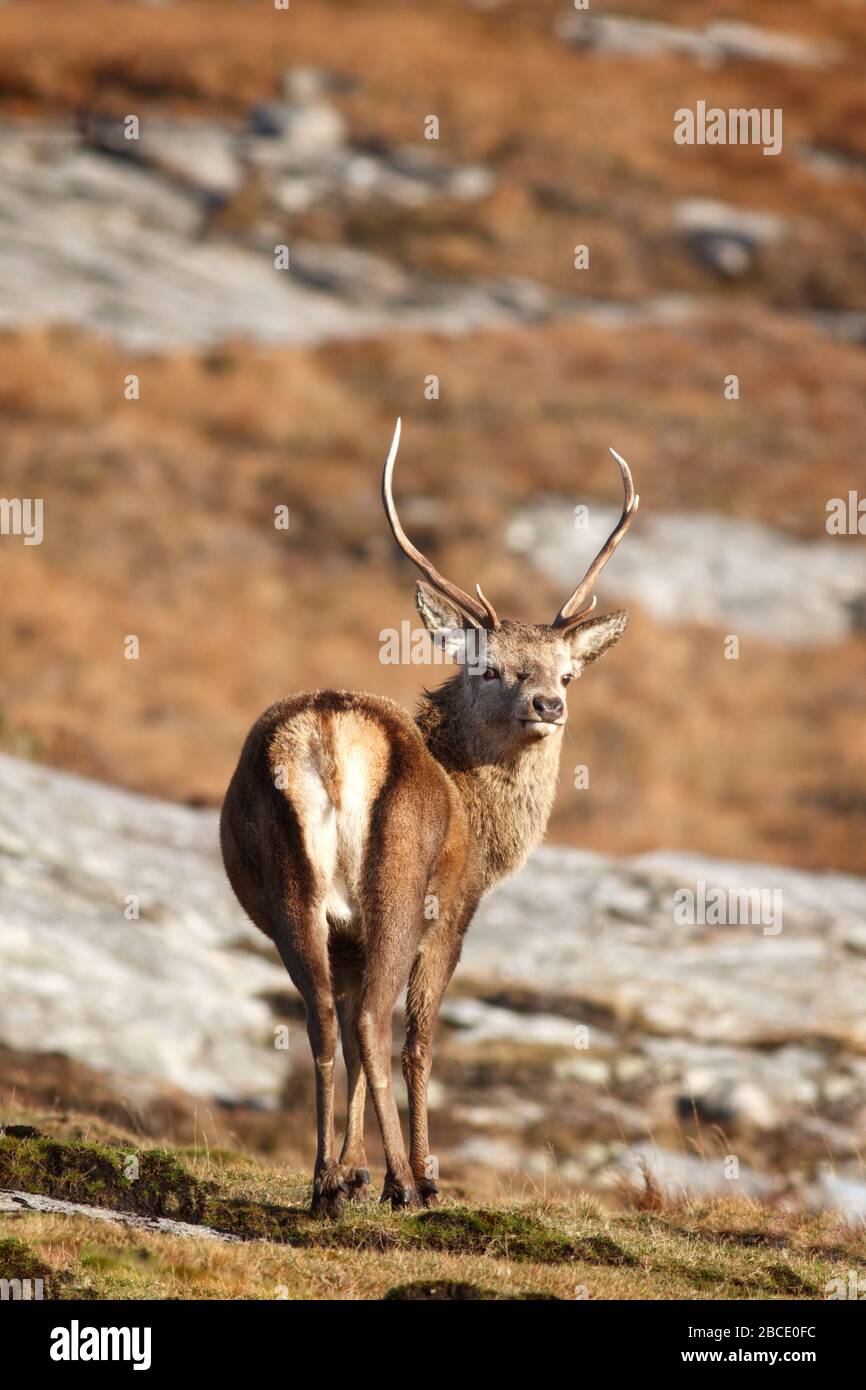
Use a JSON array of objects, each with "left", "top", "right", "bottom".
[{"left": 220, "top": 420, "right": 638, "bottom": 1215}]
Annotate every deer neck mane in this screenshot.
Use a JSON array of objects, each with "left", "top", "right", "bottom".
[{"left": 415, "top": 675, "right": 562, "bottom": 892}]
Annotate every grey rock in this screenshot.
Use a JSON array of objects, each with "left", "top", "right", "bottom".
[
  {"left": 136, "top": 122, "right": 245, "bottom": 197},
  {"left": 440, "top": 996, "right": 581, "bottom": 1048},
  {"left": 0, "top": 120, "right": 503, "bottom": 351},
  {"left": 450, "top": 1135, "right": 525, "bottom": 1171},
  {"left": 0, "top": 1188, "right": 241, "bottom": 1242},
  {"left": 0, "top": 753, "right": 291, "bottom": 1106},
  {"left": 466, "top": 845, "right": 866, "bottom": 1050},
  {"left": 674, "top": 198, "right": 784, "bottom": 277},
  {"left": 554, "top": 1055, "right": 611, "bottom": 1087},
  {"left": 644, "top": 1038, "right": 827, "bottom": 1115},
  {"left": 557, "top": 13, "right": 839, "bottom": 68},
  {"left": 704, "top": 21, "right": 841, "bottom": 68},
  {"left": 810, "top": 310, "right": 866, "bottom": 347},
  {"left": 558, "top": 14, "right": 716, "bottom": 62},
  {"left": 83, "top": 116, "right": 244, "bottom": 198},
  {"left": 452, "top": 1098, "right": 545, "bottom": 1130},
  {"left": 809, "top": 1166, "right": 866, "bottom": 1220},
  {"left": 614, "top": 1143, "right": 779, "bottom": 1199},
  {"left": 248, "top": 100, "right": 347, "bottom": 160},
  {"left": 799, "top": 145, "right": 866, "bottom": 182},
  {"left": 675, "top": 1078, "right": 780, "bottom": 1130}
]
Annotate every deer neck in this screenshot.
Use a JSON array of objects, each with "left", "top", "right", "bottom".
[{"left": 415, "top": 677, "right": 562, "bottom": 892}]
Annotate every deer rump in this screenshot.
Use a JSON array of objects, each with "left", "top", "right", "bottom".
[{"left": 221, "top": 690, "right": 468, "bottom": 958}]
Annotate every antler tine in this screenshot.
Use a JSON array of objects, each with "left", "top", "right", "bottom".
[
  {"left": 475, "top": 583, "right": 500, "bottom": 629},
  {"left": 551, "top": 447, "right": 639, "bottom": 630},
  {"left": 382, "top": 418, "right": 497, "bottom": 630}
]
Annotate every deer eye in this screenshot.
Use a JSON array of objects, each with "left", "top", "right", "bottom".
[
  {"left": 482, "top": 667, "right": 500, "bottom": 681},
  {"left": 562, "top": 672, "right": 574, "bottom": 686}
]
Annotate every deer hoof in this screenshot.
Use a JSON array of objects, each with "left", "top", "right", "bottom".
[
  {"left": 380, "top": 1181, "right": 419, "bottom": 1210},
  {"left": 346, "top": 1167, "right": 371, "bottom": 1201},
  {"left": 310, "top": 1190, "right": 345, "bottom": 1220},
  {"left": 311, "top": 1168, "right": 350, "bottom": 1220},
  {"left": 418, "top": 1180, "right": 440, "bottom": 1208}
]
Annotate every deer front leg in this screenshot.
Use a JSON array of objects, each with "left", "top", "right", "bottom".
[{"left": 403, "top": 938, "right": 461, "bottom": 1206}]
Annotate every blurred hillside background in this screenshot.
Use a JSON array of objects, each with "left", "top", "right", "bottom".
[{"left": 1, "top": 0, "right": 866, "bottom": 1217}]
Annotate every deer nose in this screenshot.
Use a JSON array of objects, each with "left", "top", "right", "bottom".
[{"left": 532, "top": 695, "right": 564, "bottom": 722}]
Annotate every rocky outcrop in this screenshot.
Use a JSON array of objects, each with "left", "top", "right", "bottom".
[
  {"left": 0, "top": 114, "right": 566, "bottom": 352},
  {"left": 0, "top": 753, "right": 289, "bottom": 1105},
  {"left": 0, "top": 1188, "right": 241, "bottom": 1242},
  {"left": 557, "top": 14, "right": 841, "bottom": 68},
  {"left": 2, "top": 752, "right": 865, "bottom": 1211}
]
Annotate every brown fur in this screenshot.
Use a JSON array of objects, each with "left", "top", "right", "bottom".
[{"left": 221, "top": 594, "right": 629, "bottom": 1215}]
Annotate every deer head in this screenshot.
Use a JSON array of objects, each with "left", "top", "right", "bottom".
[{"left": 383, "top": 418, "right": 638, "bottom": 755}]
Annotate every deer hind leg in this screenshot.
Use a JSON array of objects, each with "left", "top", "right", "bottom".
[
  {"left": 403, "top": 934, "right": 462, "bottom": 1207},
  {"left": 331, "top": 948, "right": 371, "bottom": 1201},
  {"left": 304, "top": 982, "right": 344, "bottom": 1219},
  {"left": 269, "top": 896, "right": 348, "bottom": 1219},
  {"left": 356, "top": 893, "right": 427, "bottom": 1209},
  {"left": 358, "top": 979, "right": 416, "bottom": 1208}
]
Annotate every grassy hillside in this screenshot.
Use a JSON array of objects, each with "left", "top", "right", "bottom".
[
  {"left": 0, "top": 0, "right": 865, "bottom": 872},
  {"left": 0, "top": 1112, "right": 862, "bottom": 1300}
]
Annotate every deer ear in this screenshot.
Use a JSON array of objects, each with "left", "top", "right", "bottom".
[
  {"left": 415, "top": 581, "right": 469, "bottom": 658},
  {"left": 565, "top": 609, "right": 629, "bottom": 668}
]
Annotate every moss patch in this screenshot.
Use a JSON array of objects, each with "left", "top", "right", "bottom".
[
  {"left": 0, "top": 1235, "right": 96, "bottom": 1300},
  {"left": 0, "top": 1132, "right": 203, "bottom": 1221},
  {"left": 0, "top": 1235, "right": 53, "bottom": 1284},
  {"left": 384, "top": 1280, "right": 562, "bottom": 1300},
  {"left": 666, "top": 1256, "right": 823, "bottom": 1299},
  {"left": 405, "top": 1208, "right": 580, "bottom": 1264}
]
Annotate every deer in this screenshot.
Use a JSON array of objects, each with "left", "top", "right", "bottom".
[{"left": 220, "top": 420, "right": 638, "bottom": 1217}]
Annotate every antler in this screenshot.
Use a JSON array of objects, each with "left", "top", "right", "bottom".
[
  {"left": 550, "top": 448, "right": 639, "bottom": 630},
  {"left": 382, "top": 418, "right": 499, "bottom": 630}
]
